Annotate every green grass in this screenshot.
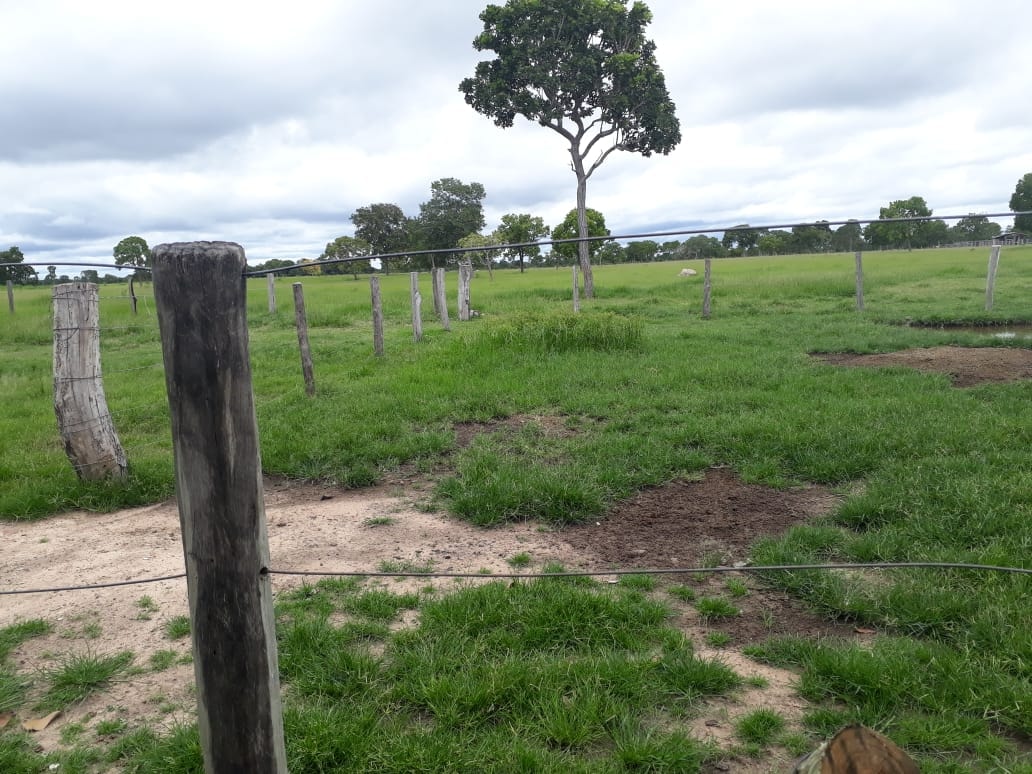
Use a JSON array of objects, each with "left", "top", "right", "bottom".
[
  {"left": 37, "top": 650, "right": 134, "bottom": 711},
  {"left": 164, "top": 616, "right": 190, "bottom": 640},
  {"left": 3, "top": 249, "right": 1032, "bottom": 768}
]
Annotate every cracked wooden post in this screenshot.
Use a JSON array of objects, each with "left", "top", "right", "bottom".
[
  {"left": 985, "top": 244, "right": 1002, "bottom": 311},
  {"left": 52, "top": 282, "right": 128, "bottom": 481},
  {"left": 458, "top": 262, "right": 472, "bottom": 322},
  {"left": 432, "top": 267, "right": 450, "bottom": 330},
  {"left": 854, "top": 251, "right": 865, "bottom": 312},
  {"left": 151, "top": 241, "right": 287, "bottom": 774},
  {"left": 572, "top": 265, "right": 580, "bottom": 312},
  {"left": 370, "top": 275, "right": 384, "bottom": 356},
  {"left": 410, "top": 272, "right": 423, "bottom": 342},
  {"left": 292, "top": 282, "right": 315, "bottom": 396},
  {"left": 702, "top": 258, "right": 713, "bottom": 319},
  {"left": 266, "top": 272, "right": 276, "bottom": 313}
]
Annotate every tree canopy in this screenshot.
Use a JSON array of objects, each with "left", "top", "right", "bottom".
[
  {"left": 1009, "top": 173, "right": 1032, "bottom": 233},
  {"left": 494, "top": 213, "right": 550, "bottom": 273},
  {"left": 864, "top": 196, "right": 947, "bottom": 250},
  {"left": 350, "top": 203, "right": 410, "bottom": 256},
  {"left": 0, "top": 246, "right": 37, "bottom": 284},
  {"left": 113, "top": 236, "right": 151, "bottom": 268},
  {"left": 320, "top": 236, "right": 372, "bottom": 279},
  {"left": 460, "top": 0, "right": 679, "bottom": 298},
  {"left": 413, "top": 178, "right": 487, "bottom": 269},
  {"left": 552, "top": 208, "right": 610, "bottom": 261}
]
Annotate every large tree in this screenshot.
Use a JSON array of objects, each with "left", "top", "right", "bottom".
[
  {"left": 831, "top": 220, "right": 864, "bottom": 253},
  {"left": 320, "top": 236, "right": 372, "bottom": 279},
  {"left": 494, "top": 213, "right": 550, "bottom": 273},
  {"left": 948, "top": 214, "right": 1001, "bottom": 243},
  {"left": 113, "top": 236, "right": 151, "bottom": 267},
  {"left": 350, "top": 203, "right": 411, "bottom": 274},
  {"left": 0, "top": 246, "right": 36, "bottom": 284},
  {"left": 413, "top": 178, "right": 486, "bottom": 269},
  {"left": 552, "top": 208, "right": 610, "bottom": 266},
  {"left": 864, "top": 196, "right": 944, "bottom": 250},
  {"left": 1009, "top": 173, "right": 1032, "bottom": 233},
  {"left": 460, "top": 0, "right": 680, "bottom": 299}
]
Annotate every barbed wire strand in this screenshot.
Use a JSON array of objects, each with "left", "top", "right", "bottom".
[{"left": 3, "top": 561, "right": 1028, "bottom": 597}]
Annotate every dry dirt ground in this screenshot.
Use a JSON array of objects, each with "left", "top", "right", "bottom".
[{"left": 2, "top": 345, "right": 1027, "bottom": 771}]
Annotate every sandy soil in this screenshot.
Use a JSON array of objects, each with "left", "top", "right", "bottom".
[{"left": 3, "top": 345, "right": 1026, "bottom": 769}]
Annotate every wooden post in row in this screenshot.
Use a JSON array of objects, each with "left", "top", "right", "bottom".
[
  {"left": 292, "top": 282, "right": 315, "bottom": 396},
  {"left": 266, "top": 272, "right": 276, "bottom": 313},
  {"left": 458, "top": 262, "right": 472, "bottom": 322},
  {"left": 410, "top": 272, "right": 423, "bottom": 342},
  {"left": 6, "top": 280, "right": 12, "bottom": 313},
  {"left": 854, "top": 251, "right": 865, "bottom": 312},
  {"left": 52, "top": 282, "right": 128, "bottom": 481},
  {"left": 572, "top": 266, "right": 580, "bottom": 312},
  {"left": 702, "top": 258, "right": 713, "bottom": 319},
  {"left": 985, "top": 244, "right": 1002, "bottom": 311},
  {"left": 433, "top": 267, "right": 450, "bottom": 331},
  {"left": 151, "top": 241, "right": 287, "bottom": 774},
  {"left": 128, "top": 276, "right": 138, "bottom": 316},
  {"left": 370, "top": 276, "right": 385, "bottom": 357}
]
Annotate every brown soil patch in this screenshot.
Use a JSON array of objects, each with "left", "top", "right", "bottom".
[
  {"left": 815, "top": 345, "right": 1032, "bottom": 387},
  {"left": 453, "top": 413, "right": 579, "bottom": 448},
  {"left": 1, "top": 469, "right": 859, "bottom": 766}
]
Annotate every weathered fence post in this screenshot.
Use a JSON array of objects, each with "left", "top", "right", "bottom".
[
  {"left": 985, "top": 245, "right": 1002, "bottom": 311},
  {"left": 572, "top": 265, "right": 580, "bottom": 312},
  {"left": 151, "top": 241, "right": 288, "bottom": 774},
  {"left": 52, "top": 282, "right": 128, "bottom": 481},
  {"left": 854, "top": 251, "right": 865, "bottom": 312},
  {"left": 128, "top": 276, "right": 138, "bottom": 316},
  {"left": 702, "top": 258, "right": 713, "bottom": 319},
  {"left": 431, "top": 266, "right": 442, "bottom": 319},
  {"left": 410, "top": 272, "right": 423, "bottom": 342},
  {"left": 6, "top": 280, "right": 12, "bottom": 313},
  {"left": 292, "top": 282, "right": 315, "bottom": 396},
  {"left": 266, "top": 272, "right": 276, "bottom": 313},
  {"left": 370, "top": 275, "right": 385, "bottom": 356},
  {"left": 458, "top": 262, "right": 472, "bottom": 322},
  {"left": 433, "top": 267, "right": 450, "bottom": 331}
]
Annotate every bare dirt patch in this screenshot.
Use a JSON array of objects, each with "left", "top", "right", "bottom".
[
  {"left": 453, "top": 413, "right": 580, "bottom": 448},
  {"left": 1, "top": 469, "right": 855, "bottom": 764},
  {"left": 815, "top": 345, "right": 1032, "bottom": 387}
]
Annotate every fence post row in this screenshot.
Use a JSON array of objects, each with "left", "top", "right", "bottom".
[
  {"left": 985, "top": 245, "right": 1002, "bottom": 311},
  {"left": 292, "top": 282, "right": 316, "bottom": 396},
  {"left": 702, "top": 258, "right": 713, "bottom": 319},
  {"left": 410, "top": 272, "right": 423, "bottom": 342},
  {"left": 52, "top": 282, "right": 128, "bottom": 481},
  {"left": 151, "top": 241, "right": 288, "bottom": 774},
  {"left": 854, "top": 251, "right": 865, "bottom": 312},
  {"left": 370, "top": 275, "right": 385, "bottom": 356}
]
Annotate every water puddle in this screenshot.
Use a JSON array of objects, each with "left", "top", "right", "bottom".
[{"left": 899, "top": 323, "right": 1032, "bottom": 341}]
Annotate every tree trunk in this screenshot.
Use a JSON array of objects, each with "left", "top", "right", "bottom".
[{"left": 572, "top": 155, "right": 595, "bottom": 299}]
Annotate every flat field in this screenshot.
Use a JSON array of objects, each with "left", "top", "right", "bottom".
[{"left": 1, "top": 247, "right": 1030, "bottom": 771}]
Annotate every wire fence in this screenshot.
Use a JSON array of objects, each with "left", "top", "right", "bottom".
[{"left": 2, "top": 560, "right": 1029, "bottom": 596}]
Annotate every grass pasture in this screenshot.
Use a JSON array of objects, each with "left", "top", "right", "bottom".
[{"left": 1, "top": 246, "right": 1031, "bottom": 771}]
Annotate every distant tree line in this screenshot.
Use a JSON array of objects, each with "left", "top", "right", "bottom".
[{"left": 3, "top": 175, "right": 1030, "bottom": 286}]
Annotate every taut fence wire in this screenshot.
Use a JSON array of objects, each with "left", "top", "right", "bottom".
[{"left": 2, "top": 560, "right": 1028, "bottom": 596}]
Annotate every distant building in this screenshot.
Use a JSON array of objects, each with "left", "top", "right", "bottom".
[{"left": 995, "top": 231, "right": 1030, "bottom": 246}]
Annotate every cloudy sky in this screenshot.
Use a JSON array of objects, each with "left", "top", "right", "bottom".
[{"left": 3, "top": 0, "right": 1030, "bottom": 270}]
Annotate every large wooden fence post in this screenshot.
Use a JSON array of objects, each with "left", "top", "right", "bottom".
[
  {"left": 702, "top": 258, "right": 713, "bottom": 319},
  {"left": 292, "top": 282, "right": 316, "bottom": 396},
  {"left": 985, "top": 245, "right": 1002, "bottom": 311},
  {"left": 370, "top": 275, "right": 385, "bottom": 356},
  {"left": 410, "top": 272, "right": 423, "bottom": 342},
  {"left": 52, "top": 282, "right": 128, "bottom": 481},
  {"left": 433, "top": 267, "right": 450, "bottom": 331},
  {"left": 854, "top": 251, "right": 865, "bottom": 312},
  {"left": 151, "top": 241, "right": 287, "bottom": 774},
  {"left": 572, "top": 266, "right": 580, "bottom": 312},
  {"left": 266, "top": 272, "right": 276, "bottom": 313},
  {"left": 458, "top": 262, "right": 472, "bottom": 322}
]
